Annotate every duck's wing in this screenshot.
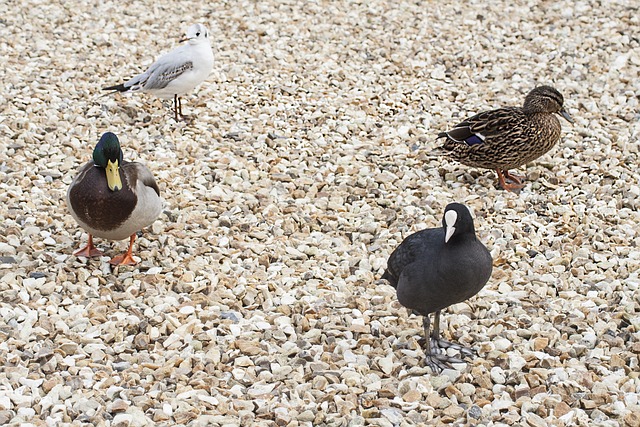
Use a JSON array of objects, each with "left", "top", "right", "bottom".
[
  {"left": 124, "top": 162, "right": 160, "bottom": 196},
  {"left": 438, "top": 107, "right": 526, "bottom": 147}
]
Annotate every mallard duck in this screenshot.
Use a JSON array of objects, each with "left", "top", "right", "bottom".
[
  {"left": 67, "top": 132, "right": 162, "bottom": 266},
  {"left": 435, "top": 85, "right": 574, "bottom": 191},
  {"left": 103, "top": 24, "right": 214, "bottom": 121},
  {"left": 381, "top": 203, "right": 493, "bottom": 372}
]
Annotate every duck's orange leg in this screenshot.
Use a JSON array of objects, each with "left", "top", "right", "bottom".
[
  {"left": 73, "top": 235, "right": 103, "bottom": 258},
  {"left": 109, "top": 234, "right": 138, "bottom": 266},
  {"left": 503, "top": 170, "right": 524, "bottom": 185},
  {"left": 496, "top": 169, "right": 525, "bottom": 192}
]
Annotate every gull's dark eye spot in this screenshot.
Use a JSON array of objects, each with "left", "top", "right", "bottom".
[{"left": 196, "top": 32, "right": 201, "bottom": 36}]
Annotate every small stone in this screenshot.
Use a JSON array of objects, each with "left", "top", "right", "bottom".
[
  {"left": 468, "top": 405, "right": 482, "bottom": 419},
  {"left": 471, "top": 366, "right": 492, "bottom": 389},
  {"left": 381, "top": 408, "right": 405, "bottom": 425},
  {"left": 533, "top": 337, "right": 549, "bottom": 351},
  {"left": 515, "top": 385, "right": 530, "bottom": 399},
  {"left": 0, "top": 411, "right": 11, "bottom": 425},
  {"left": 179, "top": 305, "right": 195, "bottom": 315},
  {"left": 0, "top": 243, "right": 16, "bottom": 255},
  {"left": 297, "top": 410, "right": 315, "bottom": 422},
  {"left": 624, "top": 412, "right": 640, "bottom": 427},
  {"left": 108, "top": 399, "right": 129, "bottom": 413},
  {"left": 112, "top": 361, "right": 131, "bottom": 371},
  {"left": 17, "top": 408, "right": 36, "bottom": 418},
  {"left": 237, "top": 340, "right": 263, "bottom": 356},
  {"left": 134, "top": 334, "right": 150, "bottom": 349},
  {"left": 458, "top": 383, "right": 476, "bottom": 397},
  {"left": 426, "top": 393, "right": 449, "bottom": 409},
  {"left": 610, "top": 353, "right": 626, "bottom": 368},
  {"left": 174, "top": 411, "right": 197, "bottom": 424},
  {"left": 580, "top": 332, "right": 597, "bottom": 349},
  {"left": 59, "top": 342, "right": 78, "bottom": 355},
  {"left": 29, "top": 271, "right": 47, "bottom": 279},
  {"left": 444, "top": 384, "right": 463, "bottom": 401},
  {"left": 526, "top": 413, "right": 547, "bottom": 427},
  {"left": 153, "top": 410, "right": 170, "bottom": 422},
  {"left": 112, "top": 413, "right": 133, "bottom": 425},
  {"left": 42, "top": 378, "right": 59, "bottom": 393},
  {"left": 362, "top": 408, "right": 380, "bottom": 419},
  {"left": 490, "top": 367, "right": 506, "bottom": 384},
  {"left": 402, "top": 389, "right": 421, "bottom": 402},
  {"left": 378, "top": 356, "right": 394, "bottom": 375},
  {"left": 443, "top": 404, "right": 465, "bottom": 418},
  {"left": 554, "top": 401, "right": 571, "bottom": 418}
]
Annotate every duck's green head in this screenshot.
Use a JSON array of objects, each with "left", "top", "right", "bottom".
[{"left": 93, "top": 132, "right": 124, "bottom": 191}]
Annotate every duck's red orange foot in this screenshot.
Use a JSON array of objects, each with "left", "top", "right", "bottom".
[
  {"left": 73, "top": 235, "right": 103, "bottom": 258},
  {"left": 109, "top": 252, "right": 138, "bottom": 266},
  {"left": 109, "top": 234, "right": 138, "bottom": 266},
  {"left": 496, "top": 169, "right": 525, "bottom": 192},
  {"left": 503, "top": 170, "right": 524, "bottom": 185}
]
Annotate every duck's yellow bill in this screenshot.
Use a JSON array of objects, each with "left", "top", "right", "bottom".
[{"left": 106, "top": 159, "right": 122, "bottom": 191}]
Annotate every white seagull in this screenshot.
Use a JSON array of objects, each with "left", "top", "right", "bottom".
[{"left": 103, "top": 23, "right": 214, "bottom": 121}]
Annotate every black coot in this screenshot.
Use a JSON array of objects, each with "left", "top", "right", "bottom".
[{"left": 382, "top": 203, "right": 493, "bottom": 372}]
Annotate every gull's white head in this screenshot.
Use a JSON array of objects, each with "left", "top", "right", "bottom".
[
  {"left": 444, "top": 209, "right": 458, "bottom": 243},
  {"left": 183, "top": 24, "right": 210, "bottom": 45}
]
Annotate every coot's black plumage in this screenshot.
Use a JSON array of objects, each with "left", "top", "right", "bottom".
[{"left": 382, "top": 203, "right": 493, "bottom": 372}]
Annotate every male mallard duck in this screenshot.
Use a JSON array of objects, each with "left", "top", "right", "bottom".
[
  {"left": 103, "top": 23, "right": 214, "bottom": 121},
  {"left": 67, "top": 132, "right": 162, "bottom": 265},
  {"left": 435, "top": 85, "right": 574, "bottom": 191},
  {"left": 381, "top": 203, "right": 493, "bottom": 372}
]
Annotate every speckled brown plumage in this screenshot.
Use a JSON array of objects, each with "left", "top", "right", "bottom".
[{"left": 436, "top": 86, "right": 573, "bottom": 191}]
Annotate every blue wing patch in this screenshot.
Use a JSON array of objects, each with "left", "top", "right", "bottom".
[{"left": 465, "top": 135, "right": 484, "bottom": 146}]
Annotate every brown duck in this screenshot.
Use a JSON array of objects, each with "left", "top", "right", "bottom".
[{"left": 435, "top": 86, "right": 573, "bottom": 191}]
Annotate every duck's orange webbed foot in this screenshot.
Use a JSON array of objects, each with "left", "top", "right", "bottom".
[{"left": 73, "top": 235, "right": 103, "bottom": 258}]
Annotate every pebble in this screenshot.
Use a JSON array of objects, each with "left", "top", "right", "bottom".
[
  {"left": 490, "top": 367, "right": 507, "bottom": 384},
  {"left": 0, "top": 1, "right": 636, "bottom": 426}
]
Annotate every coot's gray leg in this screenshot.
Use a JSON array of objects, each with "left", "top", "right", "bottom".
[
  {"left": 422, "top": 315, "right": 457, "bottom": 373},
  {"left": 430, "top": 310, "right": 475, "bottom": 358}
]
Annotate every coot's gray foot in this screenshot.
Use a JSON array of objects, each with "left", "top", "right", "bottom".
[
  {"left": 425, "top": 354, "right": 452, "bottom": 373},
  {"left": 430, "top": 337, "right": 476, "bottom": 358}
]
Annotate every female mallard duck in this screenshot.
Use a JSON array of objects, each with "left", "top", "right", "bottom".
[
  {"left": 67, "top": 132, "right": 162, "bottom": 265},
  {"left": 435, "top": 85, "right": 573, "bottom": 191}
]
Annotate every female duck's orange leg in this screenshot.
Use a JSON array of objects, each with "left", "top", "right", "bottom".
[
  {"left": 503, "top": 170, "right": 524, "bottom": 185},
  {"left": 496, "top": 169, "right": 525, "bottom": 192},
  {"left": 73, "top": 235, "right": 103, "bottom": 258},
  {"left": 109, "top": 235, "right": 138, "bottom": 266}
]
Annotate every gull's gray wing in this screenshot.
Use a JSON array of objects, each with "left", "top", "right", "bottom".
[{"left": 142, "top": 60, "right": 194, "bottom": 90}]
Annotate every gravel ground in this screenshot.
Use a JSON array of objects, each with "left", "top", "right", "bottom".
[{"left": 1, "top": 0, "right": 639, "bottom": 426}]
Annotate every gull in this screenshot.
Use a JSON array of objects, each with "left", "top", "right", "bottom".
[{"left": 103, "top": 23, "right": 214, "bottom": 121}]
